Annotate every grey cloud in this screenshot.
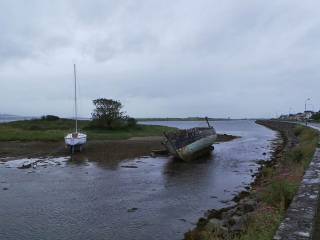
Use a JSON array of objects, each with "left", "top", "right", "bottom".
[{"left": 1, "top": 0, "right": 320, "bottom": 118}]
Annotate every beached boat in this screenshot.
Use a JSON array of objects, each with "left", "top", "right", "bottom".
[
  {"left": 163, "top": 118, "right": 217, "bottom": 161},
  {"left": 64, "top": 64, "right": 87, "bottom": 152}
]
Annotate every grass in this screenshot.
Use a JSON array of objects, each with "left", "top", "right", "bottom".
[
  {"left": 238, "top": 207, "right": 282, "bottom": 240},
  {"left": 0, "top": 119, "right": 176, "bottom": 141},
  {"left": 261, "top": 179, "right": 298, "bottom": 209},
  {"left": 236, "top": 125, "right": 319, "bottom": 240}
]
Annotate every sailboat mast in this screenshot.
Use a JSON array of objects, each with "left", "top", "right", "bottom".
[{"left": 74, "top": 64, "right": 78, "bottom": 133}]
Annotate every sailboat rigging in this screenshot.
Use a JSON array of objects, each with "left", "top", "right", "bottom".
[{"left": 64, "top": 64, "right": 87, "bottom": 152}]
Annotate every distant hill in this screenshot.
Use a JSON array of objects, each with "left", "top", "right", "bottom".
[
  {"left": 0, "top": 114, "right": 33, "bottom": 122},
  {"left": 137, "top": 117, "right": 232, "bottom": 121}
]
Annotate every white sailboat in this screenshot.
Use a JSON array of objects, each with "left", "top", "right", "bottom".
[{"left": 64, "top": 64, "right": 87, "bottom": 152}]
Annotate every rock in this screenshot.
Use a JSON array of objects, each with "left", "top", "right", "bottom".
[
  {"left": 221, "top": 208, "right": 237, "bottom": 219},
  {"left": 121, "top": 165, "right": 138, "bottom": 168},
  {"left": 197, "top": 218, "right": 208, "bottom": 228},
  {"left": 228, "top": 215, "right": 241, "bottom": 226},
  {"left": 151, "top": 149, "right": 168, "bottom": 155},
  {"left": 255, "top": 159, "right": 266, "bottom": 165},
  {"left": 127, "top": 207, "right": 138, "bottom": 212},
  {"left": 205, "top": 218, "right": 223, "bottom": 232},
  {"left": 230, "top": 222, "right": 244, "bottom": 232},
  {"left": 229, "top": 215, "right": 248, "bottom": 233},
  {"left": 219, "top": 226, "right": 229, "bottom": 235},
  {"left": 206, "top": 209, "right": 224, "bottom": 219},
  {"left": 232, "top": 191, "right": 249, "bottom": 202},
  {"left": 18, "top": 162, "right": 32, "bottom": 169},
  {"left": 3, "top": 187, "right": 8, "bottom": 190},
  {"left": 239, "top": 199, "right": 257, "bottom": 213}
]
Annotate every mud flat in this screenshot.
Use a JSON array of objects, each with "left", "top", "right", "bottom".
[
  {"left": 0, "top": 134, "right": 237, "bottom": 162},
  {"left": 185, "top": 120, "right": 319, "bottom": 240}
]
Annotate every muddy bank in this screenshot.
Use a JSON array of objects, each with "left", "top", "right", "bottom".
[
  {"left": 185, "top": 120, "right": 299, "bottom": 239},
  {"left": 0, "top": 133, "right": 237, "bottom": 162}
]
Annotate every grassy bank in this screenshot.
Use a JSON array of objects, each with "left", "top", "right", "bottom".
[
  {"left": 237, "top": 122, "right": 318, "bottom": 240},
  {"left": 0, "top": 119, "right": 176, "bottom": 141},
  {"left": 185, "top": 121, "right": 319, "bottom": 240}
]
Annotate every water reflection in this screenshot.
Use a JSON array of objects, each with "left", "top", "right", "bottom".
[
  {"left": 163, "top": 154, "right": 213, "bottom": 176},
  {"left": 67, "top": 155, "right": 89, "bottom": 166}
]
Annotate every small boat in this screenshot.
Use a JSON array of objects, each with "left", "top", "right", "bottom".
[
  {"left": 163, "top": 117, "right": 217, "bottom": 161},
  {"left": 64, "top": 64, "right": 87, "bottom": 152}
]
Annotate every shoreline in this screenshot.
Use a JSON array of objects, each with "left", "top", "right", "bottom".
[
  {"left": 0, "top": 133, "right": 238, "bottom": 162},
  {"left": 184, "top": 120, "right": 319, "bottom": 240}
]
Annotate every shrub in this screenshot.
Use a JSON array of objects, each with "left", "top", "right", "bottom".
[
  {"left": 261, "top": 167, "right": 274, "bottom": 178},
  {"left": 41, "top": 115, "right": 60, "bottom": 121},
  {"left": 127, "top": 117, "right": 137, "bottom": 128},
  {"left": 293, "top": 126, "right": 303, "bottom": 136},
  {"left": 312, "top": 112, "right": 320, "bottom": 121},
  {"left": 289, "top": 147, "right": 304, "bottom": 163}
]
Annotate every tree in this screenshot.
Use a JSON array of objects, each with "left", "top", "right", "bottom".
[
  {"left": 91, "top": 98, "right": 126, "bottom": 129},
  {"left": 312, "top": 112, "right": 320, "bottom": 121},
  {"left": 41, "top": 115, "right": 60, "bottom": 121},
  {"left": 127, "top": 117, "right": 137, "bottom": 127}
]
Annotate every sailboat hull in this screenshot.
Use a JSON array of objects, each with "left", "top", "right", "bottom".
[{"left": 64, "top": 133, "right": 87, "bottom": 147}]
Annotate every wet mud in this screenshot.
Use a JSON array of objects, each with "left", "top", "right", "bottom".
[{"left": 0, "top": 134, "right": 237, "bottom": 162}]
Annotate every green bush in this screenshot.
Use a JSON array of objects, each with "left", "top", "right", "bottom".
[
  {"left": 261, "top": 167, "right": 274, "bottom": 178},
  {"left": 289, "top": 147, "right": 304, "bottom": 163},
  {"left": 293, "top": 126, "right": 303, "bottom": 136},
  {"left": 41, "top": 115, "right": 60, "bottom": 121},
  {"left": 312, "top": 112, "right": 320, "bottom": 121},
  {"left": 127, "top": 117, "right": 137, "bottom": 128}
]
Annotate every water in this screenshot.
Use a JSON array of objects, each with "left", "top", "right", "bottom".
[{"left": 0, "top": 120, "right": 276, "bottom": 240}]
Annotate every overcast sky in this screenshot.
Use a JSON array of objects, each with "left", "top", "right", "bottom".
[{"left": 1, "top": 0, "right": 319, "bottom": 118}]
